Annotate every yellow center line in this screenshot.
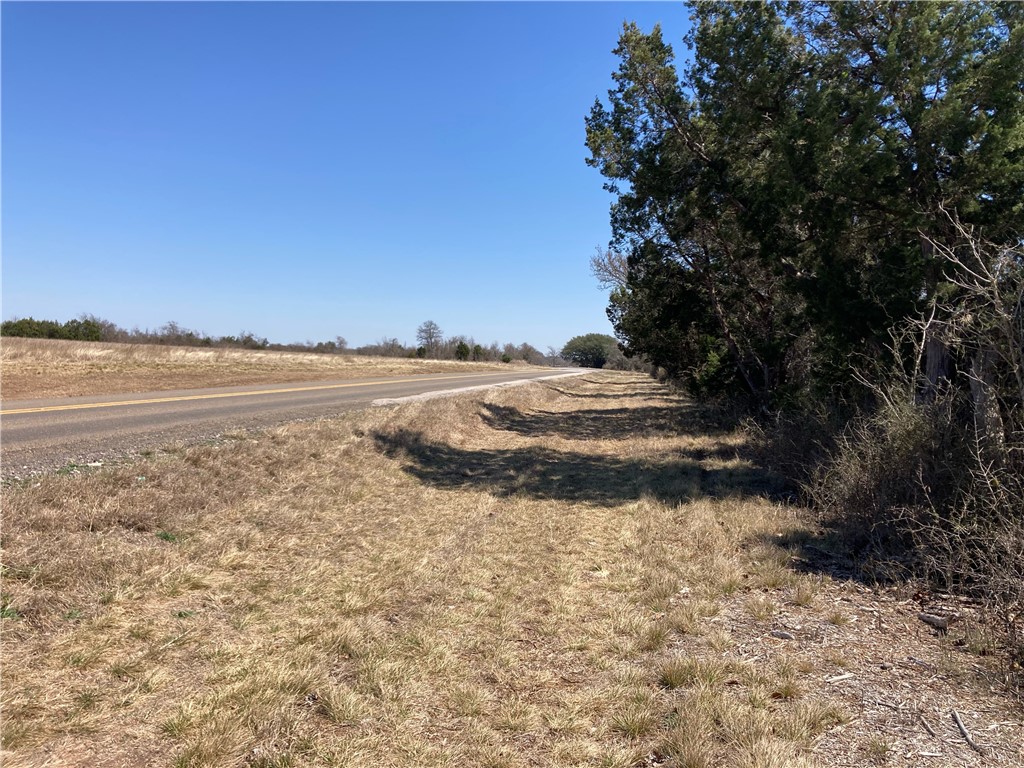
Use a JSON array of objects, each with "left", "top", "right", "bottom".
[{"left": 0, "top": 372, "right": 523, "bottom": 416}]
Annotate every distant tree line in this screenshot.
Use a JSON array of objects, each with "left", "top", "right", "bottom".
[
  {"left": 0, "top": 315, "right": 347, "bottom": 353},
  {"left": 0, "top": 314, "right": 560, "bottom": 365},
  {"left": 1, "top": 316, "right": 107, "bottom": 342},
  {"left": 355, "top": 320, "right": 563, "bottom": 366}
]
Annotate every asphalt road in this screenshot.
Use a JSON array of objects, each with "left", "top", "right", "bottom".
[{"left": 0, "top": 368, "right": 584, "bottom": 477}]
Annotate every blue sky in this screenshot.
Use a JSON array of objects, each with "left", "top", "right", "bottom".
[{"left": 2, "top": 2, "right": 691, "bottom": 351}]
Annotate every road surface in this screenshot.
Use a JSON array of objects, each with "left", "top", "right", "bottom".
[{"left": 0, "top": 368, "right": 583, "bottom": 477}]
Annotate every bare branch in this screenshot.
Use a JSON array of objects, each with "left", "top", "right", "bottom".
[{"left": 589, "top": 247, "right": 629, "bottom": 291}]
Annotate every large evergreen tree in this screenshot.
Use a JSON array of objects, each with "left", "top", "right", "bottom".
[
  {"left": 561, "top": 334, "right": 619, "bottom": 369},
  {"left": 587, "top": 1, "right": 1023, "bottom": 407}
]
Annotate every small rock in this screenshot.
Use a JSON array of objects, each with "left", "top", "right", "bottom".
[
  {"left": 826, "top": 672, "right": 856, "bottom": 683},
  {"left": 918, "top": 612, "right": 959, "bottom": 631},
  {"left": 770, "top": 630, "right": 796, "bottom": 641}
]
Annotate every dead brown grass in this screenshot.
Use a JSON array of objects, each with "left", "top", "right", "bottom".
[
  {"left": 0, "top": 337, "right": 519, "bottom": 400},
  {"left": 1, "top": 372, "right": 1020, "bottom": 767}
]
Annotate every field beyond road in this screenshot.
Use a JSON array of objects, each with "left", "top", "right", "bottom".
[
  {"left": 0, "top": 338, "right": 519, "bottom": 401},
  {"left": 2, "top": 373, "right": 1021, "bottom": 767}
]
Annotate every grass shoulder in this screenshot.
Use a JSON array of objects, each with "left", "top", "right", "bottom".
[{"left": 1, "top": 372, "right": 1019, "bottom": 766}]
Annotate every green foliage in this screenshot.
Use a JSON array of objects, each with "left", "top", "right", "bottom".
[
  {"left": 587, "top": 2, "right": 1024, "bottom": 406},
  {"left": 0, "top": 315, "right": 351, "bottom": 354},
  {"left": 218, "top": 331, "right": 268, "bottom": 350},
  {"left": 1, "top": 594, "right": 19, "bottom": 620},
  {"left": 560, "top": 333, "right": 619, "bottom": 369},
  {"left": 454, "top": 341, "right": 471, "bottom": 361},
  {"left": 590, "top": 5, "right": 1024, "bottom": 662},
  {"left": 1, "top": 316, "right": 103, "bottom": 341}
]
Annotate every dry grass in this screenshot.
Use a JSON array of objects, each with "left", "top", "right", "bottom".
[
  {"left": 0, "top": 337, "right": 519, "bottom": 400},
  {"left": 2, "top": 372, "right": 1021, "bottom": 767}
]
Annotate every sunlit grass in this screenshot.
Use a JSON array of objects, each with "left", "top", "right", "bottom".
[
  {"left": 2, "top": 371, "right": 851, "bottom": 767},
  {"left": 0, "top": 336, "right": 518, "bottom": 400}
]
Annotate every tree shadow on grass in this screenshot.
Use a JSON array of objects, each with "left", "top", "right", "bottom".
[
  {"left": 545, "top": 385, "right": 682, "bottom": 402},
  {"left": 373, "top": 428, "right": 785, "bottom": 507},
  {"left": 548, "top": 378, "right": 683, "bottom": 398},
  {"left": 575, "top": 376, "right": 644, "bottom": 386},
  {"left": 748, "top": 523, "right": 915, "bottom": 585},
  {"left": 480, "top": 402, "right": 738, "bottom": 442}
]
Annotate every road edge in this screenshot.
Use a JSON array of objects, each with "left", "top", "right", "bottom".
[{"left": 370, "top": 371, "right": 587, "bottom": 407}]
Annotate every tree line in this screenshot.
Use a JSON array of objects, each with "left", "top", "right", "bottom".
[
  {"left": 0, "top": 314, "right": 563, "bottom": 366},
  {"left": 358, "top": 320, "right": 561, "bottom": 365},
  {"left": 0, "top": 316, "right": 345, "bottom": 353},
  {"left": 589, "top": 2, "right": 1022, "bottom": 655}
]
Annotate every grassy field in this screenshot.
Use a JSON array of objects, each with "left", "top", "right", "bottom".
[
  {"left": 2, "top": 372, "right": 1020, "bottom": 767},
  {"left": 0, "top": 338, "right": 517, "bottom": 401}
]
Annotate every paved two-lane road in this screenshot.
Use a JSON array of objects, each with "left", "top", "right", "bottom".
[{"left": 1, "top": 368, "right": 584, "bottom": 476}]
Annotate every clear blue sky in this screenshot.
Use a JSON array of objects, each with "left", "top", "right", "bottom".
[{"left": 2, "top": 2, "right": 690, "bottom": 351}]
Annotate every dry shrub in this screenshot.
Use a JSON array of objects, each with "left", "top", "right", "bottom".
[
  {"left": 801, "top": 376, "right": 1024, "bottom": 675},
  {"left": 806, "top": 390, "right": 968, "bottom": 555},
  {"left": 915, "top": 446, "right": 1024, "bottom": 677},
  {"left": 804, "top": 222, "right": 1024, "bottom": 677},
  {"left": 746, "top": 406, "right": 839, "bottom": 497}
]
